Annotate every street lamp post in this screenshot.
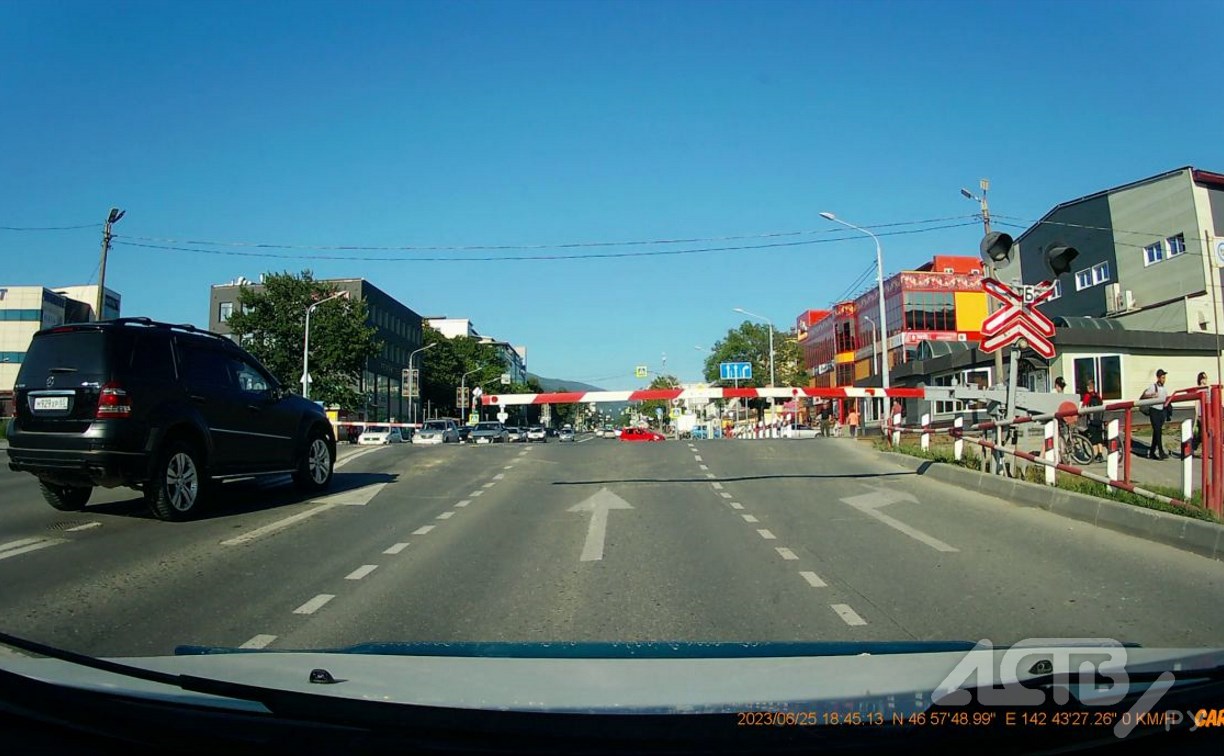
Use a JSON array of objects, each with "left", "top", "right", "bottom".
[
  {"left": 862, "top": 313, "right": 879, "bottom": 378},
  {"left": 820, "top": 212, "right": 890, "bottom": 390},
  {"left": 407, "top": 343, "right": 436, "bottom": 425},
  {"left": 733, "top": 307, "right": 775, "bottom": 421},
  {"left": 301, "top": 291, "right": 348, "bottom": 400},
  {"left": 961, "top": 180, "right": 1004, "bottom": 385}
]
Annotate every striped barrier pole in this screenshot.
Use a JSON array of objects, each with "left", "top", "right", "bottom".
[
  {"left": 891, "top": 413, "right": 901, "bottom": 447},
  {"left": 1044, "top": 420, "right": 1057, "bottom": 486},
  {"left": 1181, "top": 418, "right": 1193, "bottom": 499},
  {"left": 920, "top": 413, "right": 931, "bottom": 453},
  {"left": 1107, "top": 418, "right": 1120, "bottom": 484},
  {"left": 953, "top": 416, "right": 964, "bottom": 462}
]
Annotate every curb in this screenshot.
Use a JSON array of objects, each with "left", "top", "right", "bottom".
[{"left": 875, "top": 451, "right": 1224, "bottom": 562}]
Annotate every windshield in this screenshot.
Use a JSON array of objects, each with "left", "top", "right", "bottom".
[{"left": 4, "top": 2, "right": 1223, "bottom": 747}]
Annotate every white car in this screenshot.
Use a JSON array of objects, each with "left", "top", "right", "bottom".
[
  {"left": 526, "top": 426, "right": 547, "bottom": 443},
  {"left": 414, "top": 419, "right": 460, "bottom": 444},
  {"left": 358, "top": 425, "right": 404, "bottom": 445},
  {"left": 783, "top": 424, "right": 821, "bottom": 439}
]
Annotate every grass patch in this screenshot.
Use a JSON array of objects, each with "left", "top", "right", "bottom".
[{"left": 881, "top": 440, "right": 1218, "bottom": 523}]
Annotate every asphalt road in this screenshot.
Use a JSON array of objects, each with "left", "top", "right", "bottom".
[{"left": 0, "top": 435, "right": 1221, "bottom": 658}]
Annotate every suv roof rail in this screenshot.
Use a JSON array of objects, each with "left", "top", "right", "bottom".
[{"left": 51, "top": 317, "right": 233, "bottom": 343}]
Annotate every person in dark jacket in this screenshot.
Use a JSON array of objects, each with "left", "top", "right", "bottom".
[{"left": 1080, "top": 378, "right": 1105, "bottom": 462}]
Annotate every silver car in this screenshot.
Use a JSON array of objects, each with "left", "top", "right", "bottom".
[
  {"left": 414, "top": 419, "right": 461, "bottom": 444},
  {"left": 469, "top": 421, "right": 509, "bottom": 444}
]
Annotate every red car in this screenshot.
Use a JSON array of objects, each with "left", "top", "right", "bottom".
[{"left": 619, "top": 427, "right": 665, "bottom": 442}]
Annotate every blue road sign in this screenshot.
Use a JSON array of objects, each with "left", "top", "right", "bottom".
[{"left": 719, "top": 362, "right": 753, "bottom": 381}]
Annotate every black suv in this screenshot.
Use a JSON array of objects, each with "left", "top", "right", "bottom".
[{"left": 7, "top": 318, "right": 336, "bottom": 520}]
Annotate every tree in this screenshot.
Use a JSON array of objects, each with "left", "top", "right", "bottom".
[
  {"left": 419, "top": 324, "right": 506, "bottom": 418},
  {"left": 637, "top": 374, "right": 680, "bottom": 427},
  {"left": 703, "top": 321, "right": 803, "bottom": 418},
  {"left": 224, "top": 271, "right": 380, "bottom": 411}
]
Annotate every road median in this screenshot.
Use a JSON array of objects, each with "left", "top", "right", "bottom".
[{"left": 875, "top": 449, "right": 1224, "bottom": 561}]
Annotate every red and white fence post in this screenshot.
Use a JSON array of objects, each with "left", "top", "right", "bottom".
[
  {"left": 953, "top": 416, "right": 964, "bottom": 462},
  {"left": 1181, "top": 418, "right": 1193, "bottom": 499},
  {"left": 920, "top": 413, "right": 931, "bottom": 453},
  {"left": 1043, "top": 420, "right": 1057, "bottom": 486},
  {"left": 891, "top": 413, "right": 901, "bottom": 447},
  {"left": 1106, "top": 418, "right": 1120, "bottom": 484}
]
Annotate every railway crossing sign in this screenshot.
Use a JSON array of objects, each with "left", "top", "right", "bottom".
[{"left": 980, "top": 278, "right": 1056, "bottom": 359}]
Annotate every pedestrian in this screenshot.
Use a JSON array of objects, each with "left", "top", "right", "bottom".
[
  {"left": 1054, "top": 376, "right": 1066, "bottom": 394},
  {"left": 1080, "top": 378, "right": 1105, "bottom": 462},
  {"left": 819, "top": 404, "right": 832, "bottom": 438},
  {"left": 1140, "top": 369, "right": 1170, "bottom": 460},
  {"left": 848, "top": 405, "right": 860, "bottom": 438},
  {"left": 1193, "top": 371, "right": 1208, "bottom": 453}
]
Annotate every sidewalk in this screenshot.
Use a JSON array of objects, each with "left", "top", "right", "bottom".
[{"left": 1011, "top": 432, "right": 1199, "bottom": 494}]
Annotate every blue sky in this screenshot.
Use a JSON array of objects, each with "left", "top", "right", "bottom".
[{"left": 2, "top": 0, "right": 1222, "bottom": 386}]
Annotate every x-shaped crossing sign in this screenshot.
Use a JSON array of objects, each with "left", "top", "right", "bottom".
[{"left": 980, "top": 278, "right": 1057, "bottom": 359}]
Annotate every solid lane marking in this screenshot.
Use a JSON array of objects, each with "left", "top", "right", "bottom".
[
  {"left": 729, "top": 502, "right": 744, "bottom": 510},
  {"left": 0, "top": 537, "right": 67, "bottom": 561},
  {"left": 757, "top": 529, "right": 776, "bottom": 540},
  {"left": 383, "top": 543, "right": 409, "bottom": 554},
  {"left": 719, "top": 492, "right": 733, "bottom": 499},
  {"left": 437, "top": 511, "right": 455, "bottom": 519},
  {"left": 221, "top": 504, "right": 335, "bottom": 546},
  {"left": 335, "top": 446, "right": 383, "bottom": 469},
  {"left": 345, "top": 564, "right": 379, "bottom": 580},
  {"left": 832, "top": 604, "right": 867, "bottom": 626},
  {"left": 293, "top": 594, "right": 334, "bottom": 615},
  {"left": 412, "top": 525, "right": 435, "bottom": 535},
  {"left": 454, "top": 500, "right": 470, "bottom": 508},
  {"left": 741, "top": 514, "right": 759, "bottom": 523},
  {"left": 775, "top": 547, "right": 798, "bottom": 560},
  {"left": 314, "top": 482, "right": 388, "bottom": 506},
  {"left": 800, "top": 571, "right": 827, "bottom": 588},
  {"left": 65, "top": 522, "right": 101, "bottom": 532},
  {"left": 240, "top": 634, "right": 277, "bottom": 649}
]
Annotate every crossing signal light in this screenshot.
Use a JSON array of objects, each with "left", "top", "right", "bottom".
[
  {"left": 1043, "top": 243, "right": 1079, "bottom": 278},
  {"left": 979, "top": 232, "right": 1015, "bottom": 265}
]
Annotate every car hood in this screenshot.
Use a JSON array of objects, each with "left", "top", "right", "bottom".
[{"left": 3, "top": 641, "right": 1220, "bottom": 716}]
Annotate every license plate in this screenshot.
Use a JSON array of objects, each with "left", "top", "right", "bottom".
[
  {"left": 34, "top": 396, "right": 69, "bottom": 411},
  {"left": 477, "top": 438, "right": 490, "bottom": 444}
]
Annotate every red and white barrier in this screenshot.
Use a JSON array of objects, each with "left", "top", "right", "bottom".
[{"left": 481, "top": 386, "right": 925, "bottom": 406}]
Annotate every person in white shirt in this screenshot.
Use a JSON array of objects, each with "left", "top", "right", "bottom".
[{"left": 1140, "top": 369, "right": 1170, "bottom": 460}]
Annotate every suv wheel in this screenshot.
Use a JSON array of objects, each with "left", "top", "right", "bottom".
[
  {"left": 294, "top": 430, "right": 333, "bottom": 492},
  {"left": 39, "top": 481, "right": 92, "bottom": 511},
  {"left": 148, "top": 441, "right": 206, "bottom": 521}
]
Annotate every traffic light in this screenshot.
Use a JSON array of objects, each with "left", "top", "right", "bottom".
[
  {"left": 979, "top": 231, "right": 1015, "bottom": 264},
  {"left": 1043, "top": 243, "right": 1079, "bottom": 278}
]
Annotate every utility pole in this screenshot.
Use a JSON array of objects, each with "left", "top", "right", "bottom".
[
  {"left": 962, "top": 180, "right": 1003, "bottom": 384},
  {"left": 95, "top": 207, "right": 125, "bottom": 321}
]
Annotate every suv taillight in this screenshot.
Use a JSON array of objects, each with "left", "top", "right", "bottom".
[{"left": 96, "top": 383, "right": 131, "bottom": 418}]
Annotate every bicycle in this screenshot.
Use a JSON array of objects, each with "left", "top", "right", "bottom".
[{"left": 1057, "top": 420, "right": 1096, "bottom": 466}]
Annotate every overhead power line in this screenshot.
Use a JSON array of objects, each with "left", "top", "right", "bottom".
[
  {"left": 0, "top": 222, "right": 102, "bottom": 231},
  {"left": 112, "top": 221, "right": 981, "bottom": 262}
]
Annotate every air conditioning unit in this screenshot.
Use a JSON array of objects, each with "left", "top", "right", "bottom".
[
  {"left": 1123, "top": 290, "right": 1136, "bottom": 310},
  {"left": 1106, "top": 283, "right": 1123, "bottom": 313}
]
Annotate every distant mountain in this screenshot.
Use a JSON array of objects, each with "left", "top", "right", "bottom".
[{"left": 528, "top": 373, "right": 606, "bottom": 393}]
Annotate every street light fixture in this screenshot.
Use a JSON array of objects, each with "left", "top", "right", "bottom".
[
  {"left": 300, "top": 290, "right": 349, "bottom": 400},
  {"left": 460, "top": 364, "right": 485, "bottom": 421},
  {"left": 407, "top": 342, "right": 437, "bottom": 424},
  {"left": 819, "top": 212, "right": 890, "bottom": 389}
]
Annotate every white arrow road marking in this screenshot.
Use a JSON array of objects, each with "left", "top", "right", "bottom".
[
  {"left": 840, "top": 489, "right": 958, "bottom": 553},
  {"left": 568, "top": 488, "right": 634, "bottom": 562}
]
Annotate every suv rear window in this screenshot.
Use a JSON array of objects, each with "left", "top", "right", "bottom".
[{"left": 17, "top": 330, "right": 114, "bottom": 385}]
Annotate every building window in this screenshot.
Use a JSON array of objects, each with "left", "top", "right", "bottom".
[
  {"left": 219, "top": 302, "right": 233, "bottom": 322},
  {"left": 1074, "top": 269, "right": 1093, "bottom": 291},
  {"left": 1167, "top": 233, "right": 1186, "bottom": 257},
  {"left": 0, "top": 309, "right": 41, "bottom": 321},
  {"left": 1072, "top": 355, "right": 1123, "bottom": 400},
  {"left": 1092, "top": 262, "right": 1110, "bottom": 285},
  {"left": 0, "top": 351, "right": 24, "bottom": 364},
  {"left": 1144, "top": 241, "right": 1164, "bottom": 266},
  {"left": 1048, "top": 280, "right": 1062, "bottom": 300},
  {"left": 902, "top": 291, "right": 956, "bottom": 332}
]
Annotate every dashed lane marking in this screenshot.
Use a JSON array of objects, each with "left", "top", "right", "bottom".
[
  {"left": 221, "top": 504, "right": 336, "bottom": 546},
  {"left": 412, "top": 525, "right": 435, "bottom": 535},
  {"left": 65, "top": 522, "right": 101, "bottom": 532},
  {"left": 292, "top": 594, "right": 334, "bottom": 615},
  {"left": 775, "top": 547, "right": 798, "bottom": 560},
  {"left": 800, "top": 571, "right": 827, "bottom": 588},
  {"left": 741, "top": 514, "right": 759, "bottom": 523},
  {"left": 729, "top": 502, "right": 744, "bottom": 510},
  {"left": 239, "top": 634, "right": 277, "bottom": 649},
  {"left": 437, "top": 511, "right": 455, "bottom": 520},
  {"left": 757, "top": 529, "right": 776, "bottom": 540},
  {"left": 345, "top": 565, "right": 379, "bottom": 580},
  {"left": 383, "top": 543, "right": 409, "bottom": 554},
  {"left": 832, "top": 604, "right": 867, "bottom": 626}
]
